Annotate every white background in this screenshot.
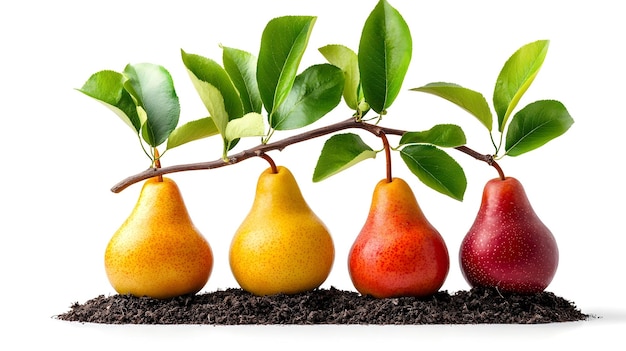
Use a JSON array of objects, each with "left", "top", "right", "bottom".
[{"left": 2, "top": 0, "right": 624, "bottom": 349}]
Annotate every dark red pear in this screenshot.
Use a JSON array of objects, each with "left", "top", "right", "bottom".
[{"left": 459, "top": 177, "right": 558, "bottom": 293}]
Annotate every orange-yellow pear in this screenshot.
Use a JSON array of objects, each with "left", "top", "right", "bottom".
[
  {"left": 105, "top": 177, "right": 213, "bottom": 299},
  {"left": 229, "top": 166, "right": 334, "bottom": 296},
  {"left": 348, "top": 178, "right": 449, "bottom": 298}
]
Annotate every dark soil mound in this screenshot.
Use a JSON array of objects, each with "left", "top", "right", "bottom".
[{"left": 56, "top": 286, "right": 589, "bottom": 325}]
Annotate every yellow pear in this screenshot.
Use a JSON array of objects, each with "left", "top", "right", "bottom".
[
  {"left": 229, "top": 166, "right": 334, "bottom": 296},
  {"left": 104, "top": 177, "right": 213, "bottom": 299}
]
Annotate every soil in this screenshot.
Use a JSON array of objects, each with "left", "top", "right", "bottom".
[{"left": 56, "top": 286, "right": 589, "bottom": 325}]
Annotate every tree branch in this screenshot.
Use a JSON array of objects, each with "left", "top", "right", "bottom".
[{"left": 110, "top": 117, "right": 499, "bottom": 193}]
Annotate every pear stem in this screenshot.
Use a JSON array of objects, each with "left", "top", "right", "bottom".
[
  {"left": 111, "top": 117, "right": 501, "bottom": 193},
  {"left": 258, "top": 152, "right": 278, "bottom": 174},
  {"left": 490, "top": 157, "right": 506, "bottom": 180},
  {"left": 153, "top": 148, "right": 163, "bottom": 182},
  {"left": 379, "top": 131, "right": 393, "bottom": 183}
]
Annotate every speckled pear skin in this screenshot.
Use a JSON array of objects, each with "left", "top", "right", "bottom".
[
  {"left": 459, "top": 177, "right": 558, "bottom": 294},
  {"left": 104, "top": 177, "right": 213, "bottom": 299},
  {"left": 229, "top": 166, "right": 335, "bottom": 296},
  {"left": 348, "top": 178, "right": 450, "bottom": 298}
]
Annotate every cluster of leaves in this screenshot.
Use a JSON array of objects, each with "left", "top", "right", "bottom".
[
  {"left": 78, "top": 0, "right": 573, "bottom": 201},
  {"left": 78, "top": 63, "right": 182, "bottom": 164},
  {"left": 413, "top": 39, "right": 573, "bottom": 159}
]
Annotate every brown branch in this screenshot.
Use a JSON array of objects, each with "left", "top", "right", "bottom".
[
  {"left": 453, "top": 146, "right": 505, "bottom": 179},
  {"left": 110, "top": 118, "right": 495, "bottom": 193}
]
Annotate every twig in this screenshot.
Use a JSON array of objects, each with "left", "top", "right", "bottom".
[{"left": 110, "top": 118, "right": 498, "bottom": 193}]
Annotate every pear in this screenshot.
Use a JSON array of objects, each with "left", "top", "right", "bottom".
[
  {"left": 104, "top": 177, "right": 213, "bottom": 299},
  {"left": 459, "top": 177, "right": 558, "bottom": 293},
  {"left": 229, "top": 166, "right": 334, "bottom": 296},
  {"left": 348, "top": 178, "right": 449, "bottom": 298}
]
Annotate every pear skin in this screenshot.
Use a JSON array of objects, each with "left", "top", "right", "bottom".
[
  {"left": 105, "top": 177, "right": 213, "bottom": 299},
  {"left": 459, "top": 177, "right": 558, "bottom": 293},
  {"left": 348, "top": 178, "right": 449, "bottom": 298},
  {"left": 229, "top": 166, "right": 334, "bottom": 296}
]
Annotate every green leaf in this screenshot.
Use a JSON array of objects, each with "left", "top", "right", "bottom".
[
  {"left": 494, "top": 40, "right": 550, "bottom": 132},
  {"left": 399, "top": 124, "right": 467, "bottom": 147},
  {"left": 257, "top": 16, "right": 316, "bottom": 116},
  {"left": 224, "top": 112, "right": 266, "bottom": 142},
  {"left": 400, "top": 144, "right": 466, "bottom": 201},
  {"left": 222, "top": 46, "right": 262, "bottom": 114},
  {"left": 319, "top": 44, "right": 361, "bottom": 110},
  {"left": 358, "top": 0, "right": 412, "bottom": 114},
  {"left": 505, "top": 100, "right": 574, "bottom": 156},
  {"left": 78, "top": 70, "right": 142, "bottom": 134},
  {"left": 123, "top": 63, "right": 180, "bottom": 147},
  {"left": 412, "top": 82, "right": 493, "bottom": 131},
  {"left": 272, "top": 64, "right": 344, "bottom": 130},
  {"left": 166, "top": 117, "right": 219, "bottom": 150},
  {"left": 181, "top": 50, "right": 244, "bottom": 135},
  {"left": 313, "top": 133, "right": 377, "bottom": 182}
]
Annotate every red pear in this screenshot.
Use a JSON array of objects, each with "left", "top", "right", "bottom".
[
  {"left": 348, "top": 178, "right": 449, "bottom": 298},
  {"left": 460, "top": 177, "right": 558, "bottom": 293}
]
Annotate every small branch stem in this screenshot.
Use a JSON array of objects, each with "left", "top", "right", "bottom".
[
  {"left": 453, "top": 146, "right": 505, "bottom": 180},
  {"left": 258, "top": 152, "right": 278, "bottom": 174},
  {"left": 491, "top": 159, "right": 506, "bottom": 180},
  {"left": 110, "top": 118, "right": 502, "bottom": 193},
  {"left": 379, "top": 131, "right": 392, "bottom": 183},
  {"left": 153, "top": 148, "right": 163, "bottom": 182}
]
